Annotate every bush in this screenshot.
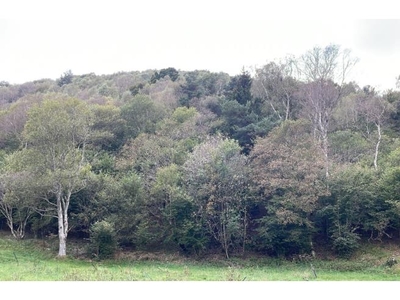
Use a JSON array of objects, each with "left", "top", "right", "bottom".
[
  {"left": 88, "top": 221, "right": 118, "bottom": 259},
  {"left": 332, "top": 230, "right": 360, "bottom": 258}
]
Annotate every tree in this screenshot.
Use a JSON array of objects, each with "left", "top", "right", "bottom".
[
  {"left": 183, "top": 136, "right": 250, "bottom": 258},
  {"left": 252, "top": 61, "right": 299, "bottom": 121},
  {"left": 217, "top": 70, "right": 278, "bottom": 154},
  {"left": 0, "top": 167, "right": 37, "bottom": 239},
  {"left": 120, "top": 94, "right": 166, "bottom": 139},
  {"left": 250, "top": 120, "right": 328, "bottom": 255},
  {"left": 92, "top": 172, "right": 145, "bottom": 246},
  {"left": 358, "top": 94, "right": 392, "bottom": 170},
  {"left": 89, "top": 103, "right": 126, "bottom": 152},
  {"left": 296, "top": 44, "right": 358, "bottom": 177},
  {"left": 20, "top": 97, "right": 93, "bottom": 256},
  {"left": 225, "top": 70, "right": 253, "bottom": 106},
  {"left": 150, "top": 67, "right": 179, "bottom": 83},
  {"left": 135, "top": 164, "right": 206, "bottom": 253},
  {"left": 322, "top": 165, "right": 393, "bottom": 255},
  {"left": 57, "top": 70, "right": 74, "bottom": 87},
  {"left": 179, "top": 70, "right": 229, "bottom": 107}
]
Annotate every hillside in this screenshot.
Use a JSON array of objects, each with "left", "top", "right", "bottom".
[{"left": 1, "top": 44, "right": 400, "bottom": 261}]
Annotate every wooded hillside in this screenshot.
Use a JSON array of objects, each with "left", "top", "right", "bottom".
[{"left": 1, "top": 44, "right": 400, "bottom": 259}]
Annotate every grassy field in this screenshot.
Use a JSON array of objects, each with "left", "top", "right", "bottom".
[{"left": 0, "top": 235, "right": 400, "bottom": 281}]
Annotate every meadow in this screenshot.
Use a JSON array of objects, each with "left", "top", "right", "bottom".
[{"left": 0, "top": 234, "right": 399, "bottom": 281}]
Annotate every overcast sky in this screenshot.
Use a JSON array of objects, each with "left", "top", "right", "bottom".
[{"left": 1, "top": 1, "right": 400, "bottom": 92}]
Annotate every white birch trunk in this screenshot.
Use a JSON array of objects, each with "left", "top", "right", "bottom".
[
  {"left": 57, "top": 191, "right": 70, "bottom": 257},
  {"left": 373, "top": 123, "right": 381, "bottom": 170}
]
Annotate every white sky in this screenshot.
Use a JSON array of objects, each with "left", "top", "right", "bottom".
[{"left": 1, "top": 1, "right": 400, "bottom": 92}]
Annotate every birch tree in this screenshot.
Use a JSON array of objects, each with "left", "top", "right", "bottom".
[
  {"left": 21, "top": 97, "right": 93, "bottom": 256},
  {"left": 0, "top": 171, "right": 36, "bottom": 239},
  {"left": 358, "top": 94, "right": 392, "bottom": 170},
  {"left": 252, "top": 61, "right": 299, "bottom": 121},
  {"left": 296, "top": 44, "right": 358, "bottom": 177}
]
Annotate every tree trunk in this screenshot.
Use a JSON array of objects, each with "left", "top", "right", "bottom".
[
  {"left": 58, "top": 230, "right": 67, "bottom": 257},
  {"left": 373, "top": 123, "right": 381, "bottom": 170},
  {"left": 322, "top": 134, "right": 329, "bottom": 178},
  {"left": 57, "top": 192, "right": 69, "bottom": 257}
]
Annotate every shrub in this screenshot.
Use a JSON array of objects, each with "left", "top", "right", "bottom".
[
  {"left": 332, "top": 230, "right": 360, "bottom": 258},
  {"left": 88, "top": 221, "right": 118, "bottom": 259}
]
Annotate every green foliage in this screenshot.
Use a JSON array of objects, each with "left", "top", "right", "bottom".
[
  {"left": 90, "top": 104, "right": 126, "bottom": 152},
  {"left": 214, "top": 71, "right": 279, "bottom": 153},
  {"left": 332, "top": 229, "right": 360, "bottom": 258},
  {"left": 89, "top": 220, "right": 118, "bottom": 259},
  {"left": 150, "top": 68, "right": 179, "bottom": 83},
  {"left": 330, "top": 130, "right": 370, "bottom": 163},
  {"left": 129, "top": 83, "right": 145, "bottom": 96},
  {"left": 172, "top": 106, "right": 197, "bottom": 123},
  {"left": 132, "top": 164, "right": 209, "bottom": 254},
  {"left": 183, "top": 136, "right": 250, "bottom": 258},
  {"left": 57, "top": 70, "right": 73, "bottom": 87},
  {"left": 254, "top": 215, "right": 312, "bottom": 256},
  {"left": 217, "top": 97, "right": 278, "bottom": 154},
  {"left": 92, "top": 172, "right": 144, "bottom": 246},
  {"left": 327, "top": 166, "right": 390, "bottom": 241},
  {"left": 179, "top": 70, "right": 229, "bottom": 107},
  {"left": 225, "top": 70, "right": 252, "bottom": 105},
  {"left": 17, "top": 97, "right": 94, "bottom": 255},
  {"left": 120, "top": 94, "right": 166, "bottom": 139}
]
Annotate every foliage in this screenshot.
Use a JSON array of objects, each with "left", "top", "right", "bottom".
[
  {"left": 250, "top": 120, "right": 328, "bottom": 255},
  {"left": 1, "top": 53, "right": 400, "bottom": 259},
  {"left": 150, "top": 67, "right": 179, "bottom": 83},
  {"left": 57, "top": 70, "right": 74, "bottom": 87},
  {"left": 183, "top": 136, "right": 250, "bottom": 258},
  {"left": 179, "top": 70, "right": 229, "bottom": 107},
  {"left": 252, "top": 61, "right": 300, "bottom": 121},
  {"left": 17, "top": 97, "right": 94, "bottom": 256},
  {"left": 332, "top": 228, "right": 360, "bottom": 257},
  {"left": 216, "top": 71, "right": 279, "bottom": 154},
  {"left": 120, "top": 94, "right": 166, "bottom": 139},
  {"left": 89, "top": 104, "right": 126, "bottom": 152},
  {"left": 88, "top": 220, "right": 118, "bottom": 259}
]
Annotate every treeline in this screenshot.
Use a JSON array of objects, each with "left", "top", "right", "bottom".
[{"left": 1, "top": 44, "right": 400, "bottom": 259}]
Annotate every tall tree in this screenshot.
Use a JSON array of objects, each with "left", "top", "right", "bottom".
[
  {"left": 250, "top": 120, "right": 328, "bottom": 255},
  {"left": 218, "top": 70, "right": 277, "bottom": 154},
  {"left": 296, "top": 44, "right": 358, "bottom": 177},
  {"left": 20, "top": 97, "right": 93, "bottom": 256},
  {"left": 183, "top": 136, "right": 250, "bottom": 258}
]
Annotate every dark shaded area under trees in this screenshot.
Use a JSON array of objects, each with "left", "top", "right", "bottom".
[{"left": 1, "top": 45, "right": 400, "bottom": 260}]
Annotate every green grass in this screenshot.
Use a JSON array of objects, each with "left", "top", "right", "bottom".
[{"left": 1, "top": 236, "right": 399, "bottom": 281}]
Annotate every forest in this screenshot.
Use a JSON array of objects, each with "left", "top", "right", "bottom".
[{"left": 1, "top": 44, "right": 400, "bottom": 260}]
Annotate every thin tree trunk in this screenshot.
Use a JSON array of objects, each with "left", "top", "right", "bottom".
[
  {"left": 322, "top": 134, "right": 329, "bottom": 178},
  {"left": 374, "top": 123, "right": 381, "bottom": 170},
  {"left": 242, "top": 206, "right": 247, "bottom": 255}
]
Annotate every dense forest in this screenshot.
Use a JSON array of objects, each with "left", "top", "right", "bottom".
[{"left": 1, "top": 44, "right": 400, "bottom": 259}]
